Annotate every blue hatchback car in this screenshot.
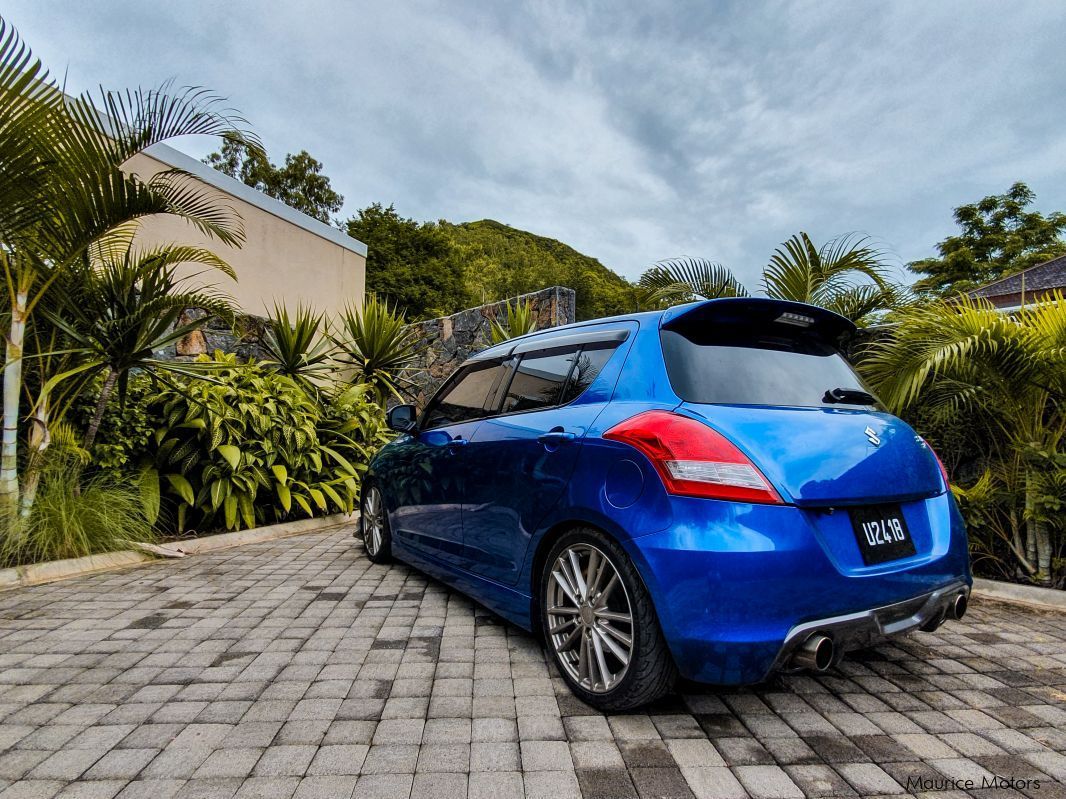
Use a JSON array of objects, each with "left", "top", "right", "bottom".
[{"left": 360, "top": 298, "right": 972, "bottom": 710}]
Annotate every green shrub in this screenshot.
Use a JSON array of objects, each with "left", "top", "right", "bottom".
[
  {"left": 69, "top": 372, "right": 159, "bottom": 480},
  {"left": 149, "top": 352, "right": 386, "bottom": 533},
  {"left": 1, "top": 457, "right": 155, "bottom": 566},
  {"left": 320, "top": 382, "right": 393, "bottom": 461}
]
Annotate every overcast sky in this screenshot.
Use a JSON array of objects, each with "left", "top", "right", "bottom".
[{"left": 7, "top": 1, "right": 1066, "bottom": 286}]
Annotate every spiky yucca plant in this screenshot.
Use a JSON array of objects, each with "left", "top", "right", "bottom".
[
  {"left": 489, "top": 299, "right": 538, "bottom": 344},
  {"left": 335, "top": 296, "right": 420, "bottom": 402},
  {"left": 263, "top": 303, "right": 336, "bottom": 394}
]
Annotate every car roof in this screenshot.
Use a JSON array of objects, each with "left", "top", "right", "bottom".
[{"left": 471, "top": 297, "right": 853, "bottom": 361}]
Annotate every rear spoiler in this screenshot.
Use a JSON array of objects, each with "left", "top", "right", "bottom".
[{"left": 660, "top": 298, "right": 856, "bottom": 343}]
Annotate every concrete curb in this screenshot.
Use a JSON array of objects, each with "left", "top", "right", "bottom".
[
  {"left": 0, "top": 512, "right": 357, "bottom": 592},
  {"left": 973, "top": 577, "right": 1066, "bottom": 612}
]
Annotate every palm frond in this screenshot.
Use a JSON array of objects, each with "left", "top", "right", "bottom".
[
  {"left": 763, "top": 232, "right": 898, "bottom": 324},
  {"left": 637, "top": 257, "right": 748, "bottom": 308},
  {"left": 146, "top": 169, "right": 245, "bottom": 247},
  {"left": 861, "top": 294, "right": 1060, "bottom": 421},
  {"left": 0, "top": 18, "right": 63, "bottom": 241},
  {"left": 63, "top": 80, "right": 263, "bottom": 170}
]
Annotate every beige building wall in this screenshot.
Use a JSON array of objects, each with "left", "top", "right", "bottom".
[{"left": 123, "top": 145, "right": 366, "bottom": 318}]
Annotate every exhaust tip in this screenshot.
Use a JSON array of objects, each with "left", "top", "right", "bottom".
[
  {"left": 791, "top": 634, "right": 835, "bottom": 672},
  {"left": 919, "top": 610, "right": 944, "bottom": 632},
  {"left": 949, "top": 592, "right": 968, "bottom": 620}
]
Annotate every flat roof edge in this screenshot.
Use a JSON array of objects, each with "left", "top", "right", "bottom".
[{"left": 144, "top": 143, "right": 368, "bottom": 257}]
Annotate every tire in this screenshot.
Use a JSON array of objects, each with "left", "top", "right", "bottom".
[
  {"left": 360, "top": 485, "right": 392, "bottom": 563},
  {"left": 539, "top": 527, "right": 677, "bottom": 711}
]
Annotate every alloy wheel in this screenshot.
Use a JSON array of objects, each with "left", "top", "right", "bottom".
[
  {"left": 546, "top": 543, "right": 634, "bottom": 693},
  {"left": 362, "top": 487, "right": 384, "bottom": 556}
]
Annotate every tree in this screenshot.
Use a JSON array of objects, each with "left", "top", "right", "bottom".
[
  {"left": 44, "top": 245, "right": 237, "bottom": 451},
  {"left": 860, "top": 294, "right": 1066, "bottom": 583},
  {"left": 204, "top": 140, "right": 343, "bottom": 223},
  {"left": 0, "top": 16, "right": 260, "bottom": 518},
  {"left": 910, "top": 182, "right": 1066, "bottom": 296},
  {"left": 636, "top": 232, "right": 902, "bottom": 325},
  {"left": 443, "top": 219, "right": 637, "bottom": 321},
  {"left": 763, "top": 233, "right": 901, "bottom": 325},
  {"left": 345, "top": 204, "right": 467, "bottom": 320}
]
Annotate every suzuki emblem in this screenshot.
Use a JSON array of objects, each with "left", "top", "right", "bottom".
[{"left": 864, "top": 426, "right": 881, "bottom": 447}]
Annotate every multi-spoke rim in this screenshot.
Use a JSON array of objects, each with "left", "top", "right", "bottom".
[
  {"left": 362, "top": 488, "right": 384, "bottom": 556},
  {"left": 546, "top": 543, "right": 634, "bottom": 693}
]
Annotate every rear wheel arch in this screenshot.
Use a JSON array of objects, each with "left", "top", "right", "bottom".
[
  {"left": 528, "top": 519, "right": 659, "bottom": 638},
  {"left": 533, "top": 521, "right": 678, "bottom": 709}
]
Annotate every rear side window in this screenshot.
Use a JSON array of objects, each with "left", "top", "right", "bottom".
[
  {"left": 560, "top": 344, "right": 615, "bottom": 404},
  {"left": 495, "top": 340, "right": 620, "bottom": 414},
  {"left": 421, "top": 361, "right": 509, "bottom": 429},
  {"left": 501, "top": 349, "right": 577, "bottom": 413},
  {"left": 660, "top": 327, "right": 872, "bottom": 408}
]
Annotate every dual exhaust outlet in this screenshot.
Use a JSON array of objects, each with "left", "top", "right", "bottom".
[{"left": 790, "top": 591, "right": 968, "bottom": 673}]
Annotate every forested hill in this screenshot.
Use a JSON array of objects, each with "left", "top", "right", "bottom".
[
  {"left": 442, "top": 219, "right": 636, "bottom": 321},
  {"left": 344, "top": 203, "right": 636, "bottom": 321}
]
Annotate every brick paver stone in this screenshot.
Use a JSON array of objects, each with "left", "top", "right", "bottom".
[{"left": 0, "top": 527, "right": 1063, "bottom": 799}]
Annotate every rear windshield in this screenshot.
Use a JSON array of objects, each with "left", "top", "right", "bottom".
[{"left": 660, "top": 327, "right": 875, "bottom": 408}]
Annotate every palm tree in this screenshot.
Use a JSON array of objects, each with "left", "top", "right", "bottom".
[
  {"left": 763, "top": 232, "right": 902, "bottom": 324},
  {"left": 0, "top": 16, "right": 261, "bottom": 515},
  {"left": 42, "top": 244, "right": 237, "bottom": 451},
  {"left": 860, "top": 294, "right": 1066, "bottom": 582},
  {"left": 635, "top": 234, "right": 903, "bottom": 324}
]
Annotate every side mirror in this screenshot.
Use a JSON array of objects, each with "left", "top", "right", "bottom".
[{"left": 387, "top": 403, "right": 417, "bottom": 432}]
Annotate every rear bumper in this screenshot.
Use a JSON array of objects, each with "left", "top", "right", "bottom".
[
  {"left": 767, "top": 580, "right": 969, "bottom": 674},
  {"left": 622, "top": 492, "right": 972, "bottom": 684}
]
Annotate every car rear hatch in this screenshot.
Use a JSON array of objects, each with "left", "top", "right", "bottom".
[{"left": 659, "top": 299, "right": 944, "bottom": 507}]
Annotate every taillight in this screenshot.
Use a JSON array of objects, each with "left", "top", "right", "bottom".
[
  {"left": 922, "top": 438, "right": 950, "bottom": 490},
  {"left": 603, "top": 410, "right": 783, "bottom": 504}
]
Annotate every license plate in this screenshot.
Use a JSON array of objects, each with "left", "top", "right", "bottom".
[{"left": 849, "top": 504, "right": 916, "bottom": 565}]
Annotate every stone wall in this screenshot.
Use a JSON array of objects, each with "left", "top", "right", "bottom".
[
  {"left": 157, "top": 286, "right": 578, "bottom": 408},
  {"left": 163, "top": 308, "right": 272, "bottom": 362},
  {"left": 402, "top": 286, "right": 576, "bottom": 407}
]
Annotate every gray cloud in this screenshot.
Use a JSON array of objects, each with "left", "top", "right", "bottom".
[{"left": 7, "top": 0, "right": 1066, "bottom": 288}]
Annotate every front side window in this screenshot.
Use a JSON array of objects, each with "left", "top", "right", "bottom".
[{"left": 421, "top": 361, "right": 509, "bottom": 429}]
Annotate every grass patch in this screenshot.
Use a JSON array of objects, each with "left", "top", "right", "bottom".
[{"left": 1, "top": 460, "right": 155, "bottom": 566}]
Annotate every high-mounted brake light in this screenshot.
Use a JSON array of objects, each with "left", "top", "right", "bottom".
[
  {"left": 604, "top": 411, "right": 783, "bottom": 504},
  {"left": 775, "top": 311, "right": 814, "bottom": 327}
]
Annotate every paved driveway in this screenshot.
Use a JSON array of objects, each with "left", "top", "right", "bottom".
[{"left": 1, "top": 528, "right": 1065, "bottom": 799}]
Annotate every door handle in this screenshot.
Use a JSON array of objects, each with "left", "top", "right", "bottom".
[
  {"left": 538, "top": 429, "right": 577, "bottom": 445},
  {"left": 447, "top": 436, "right": 468, "bottom": 448}
]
